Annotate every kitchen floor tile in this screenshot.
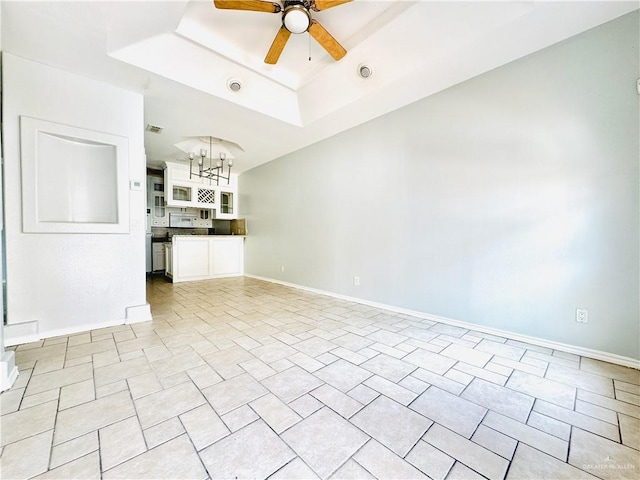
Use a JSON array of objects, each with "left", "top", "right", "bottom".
[
  {"left": 135, "top": 380, "right": 206, "bottom": 429},
  {"left": 59, "top": 378, "right": 94, "bottom": 410},
  {"left": 282, "top": 407, "right": 369, "bottom": 479},
  {"left": 506, "top": 370, "right": 576, "bottom": 409},
  {"left": 49, "top": 431, "right": 98, "bottom": 469},
  {"left": 526, "top": 410, "right": 571, "bottom": 441},
  {"left": 180, "top": 403, "right": 230, "bottom": 450},
  {"left": 199, "top": 420, "right": 295, "bottom": 479},
  {"left": 507, "top": 443, "right": 598, "bottom": 480},
  {"left": 329, "top": 459, "right": 375, "bottom": 479},
  {"left": 261, "top": 366, "right": 323, "bottom": 403},
  {"left": 440, "top": 343, "right": 492, "bottom": 368},
  {"left": 461, "top": 377, "right": 534, "bottom": 422},
  {"left": 310, "top": 384, "right": 363, "bottom": 419},
  {"left": 221, "top": 404, "right": 260, "bottom": 432},
  {"left": 289, "top": 394, "right": 324, "bottom": 418},
  {"left": 1, "top": 400, "right": 57, "bottom": 447},
  {"left": 352, "top": 439, "right": 427, "bottom": 480},
  {"left": 202, "top": 372, "right": 268, "bottom": 414},
  {"left": 351, "top": 395, "right": 431, "bottom": 456},
  {"left": 533, "top": 399, "right": 620, "bottom": 441},
  {"left": 293, "top": 337, "right": 337, "bottom": 357},
  {"left": 471, "top": 425, "right": 518, "bottom": 460},
  {"left": 94, "top": 356, "right": 151, "bottom": 387},
  {"left": 3, "top": 277, "right": 638, "bottom": 480},
  {"left": 102, "top": 434, "right": 207, "bottom": 480},
  {"left": 411, "top": 367, "right": 466, "bottom": 395},
  {"left": 0, "top": 429, "right": 53, "bottom": 480},
  {"left": 360, "top": 354, "right": 416, "bottom": 382},
  {"left": 126, "top": 372, "right": 163, "bottom": 399},
  {"left": 249, "top": 393, "right": 302, "bottom": 433},
  {"left": 54, "top": 391, "right": 136, "bottom": 445},
  {"left": 315, "top": 359, "right": 373, "bottom": 392},
  {"left": 474, "top": 339, "right": 525, "bottom": 361},
  {"left": 20, "top": 387, "right": 60, "bottom": 410},
  {"left": 405, "top": 440, "right": 455, "bottom": 480},
  {"left": 482, "top": 411, "right": 568, "bottom": 461},
  {"left": 446, "top": 462, "right": 487, "bottom": 480},
  {"left": 271, "top": 457, "right": 320, "bottom": 479},
  {"left": 99, "top": 416, "right": 147, "bottom": 471},
  {"left": 25, "top": 363, "right": 93, "bottom": 396},
  {"left": 403, "top": 348, "right": 456, "bottom": 375},
  {"left": 568, "top": 428, "right": 639, "bottom": 480},
  {"left": 619, "top": 413, "right": 640, "bottom": 449},
  {"left": 142, "top": 417, "right": 185, "bottom": 449},
  {"left": 0, "top": 387, "right": 24, "bottom": 415},
  {"left": 34, "top": 451, "right": 101, "bottom": 480},
  {"left": 423, "top": 423, "right": 509, "bottom": 480},
  {"left": 410, "top": 386, "right": 486, "bottom": 438}
]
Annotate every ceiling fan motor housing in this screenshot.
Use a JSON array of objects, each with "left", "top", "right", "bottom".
[{"left": 282, "top": 1, "right": 312, "bottom": 34}]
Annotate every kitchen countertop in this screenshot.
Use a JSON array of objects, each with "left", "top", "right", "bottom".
[{"left": 153, "top": 235, "right": 245, "bottom": 243}]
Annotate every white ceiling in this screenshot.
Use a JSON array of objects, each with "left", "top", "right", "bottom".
[{"left": 2, "top": 1, "right": 637, "bottom": 173}]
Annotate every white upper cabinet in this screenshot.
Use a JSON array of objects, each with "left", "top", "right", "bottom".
[
  {"left": 164, "top": 161, "right": 238, "bottom": 217},
  {"left": 147, "top": 175, "right": 167, "bottom": 226}
]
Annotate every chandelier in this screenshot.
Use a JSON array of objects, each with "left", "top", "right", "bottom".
[{"left": 187, "top": 136, "right": 233, "bottom": 186}]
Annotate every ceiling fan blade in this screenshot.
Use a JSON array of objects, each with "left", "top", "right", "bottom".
[
  {"left": 213, "top": 0, "right": 281, "bottom": 13},
  {"left": 264, "top": 27, "right": 291, "bottom": 64},
  {"left": 312, "top": 0, "right": 352, "bottom": 11},
  {"left": 308, "top": 20, "right": 346, "bottom": 61}
]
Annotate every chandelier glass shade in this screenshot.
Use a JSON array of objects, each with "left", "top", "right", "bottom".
[{"left": 178, "top": 136, "right": 237, "bottom": 185}]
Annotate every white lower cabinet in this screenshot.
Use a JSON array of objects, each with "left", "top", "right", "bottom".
[
  {"left": 171, "top": 236, "right": 244, "bottom": 283},
  {"left": 152, "top": 243, "right": 165, "bottom": 271},
  {"left": 165, "top": 243, "right": 173, "bottom": 278}
]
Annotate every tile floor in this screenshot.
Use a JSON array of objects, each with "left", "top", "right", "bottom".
[{"left": 1, "top": 276, "right": 639, "bottom": 479}]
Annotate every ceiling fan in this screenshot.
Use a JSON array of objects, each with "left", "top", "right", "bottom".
[{"left": 213, "top": 0, "right": 352, "bottom": 64}]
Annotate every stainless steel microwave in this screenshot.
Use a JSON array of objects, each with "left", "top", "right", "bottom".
[{"left": 169, "top": 213, "right": 197, "bottom": 228}]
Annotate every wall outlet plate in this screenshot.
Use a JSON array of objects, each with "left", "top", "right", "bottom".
[{"left": 576, "top": 308, "right": 588, "bottom": 323}]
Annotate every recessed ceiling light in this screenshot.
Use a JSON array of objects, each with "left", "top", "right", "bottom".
[
  {"left": 227, "top": 78, "right": 242, "bottom": 92},
  {"left": 358, "top": 64, "right": 373, "bottom": 79}
]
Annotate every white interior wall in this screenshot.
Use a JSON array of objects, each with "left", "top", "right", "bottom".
[
  {"left": 2, "top": 53, "right": 149, "bottom": 340},
  {"left": 240, "top": 12, "right": 640, "bottom": 360}
]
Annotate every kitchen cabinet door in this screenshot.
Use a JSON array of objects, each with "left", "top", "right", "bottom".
[
  {"left": 211, "top": 238, "right": 243, "bottom": 275},
  {"left": 152, "top": 243, "right": 165, "bottom": 271},
  {"left": 151, "top": 192, "right": 167, "bottom": 226}
]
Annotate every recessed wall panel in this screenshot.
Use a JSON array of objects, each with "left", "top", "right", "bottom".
[{"left": 21, "top": 117, "right": 129, "bottom": 233}]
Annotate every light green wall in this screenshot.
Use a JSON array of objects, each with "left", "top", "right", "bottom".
[{"left": 240, "top": 12, "right": 640, "bottom": 359}]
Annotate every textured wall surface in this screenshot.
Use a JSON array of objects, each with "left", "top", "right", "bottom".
[{"left": 3, "top": 54, "right": 147, "bottom": 336}]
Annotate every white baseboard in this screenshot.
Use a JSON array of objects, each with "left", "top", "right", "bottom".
[
  {"left": 3, "top": 321, "right": 39, "bottom": 346},
  {"left": 245, "top": 274, "right": 640, "bottom": 370},
  {"left": 126, "top": 303, "right": 152, "bottom": 324},
  {"left": 1, "top": 351, "right": 18, "bottom": 392},
  {"left": 4, "top": 305, "right": 153, "bottom": 347}
]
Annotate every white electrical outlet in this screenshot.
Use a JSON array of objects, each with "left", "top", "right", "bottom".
[
  {"left": 280, "top": 266, "right": 285, "bottom": 273},
  {"left": 576, "top": 308, "right": 588, "bottom": 323},
  {"left": 353, "top": 276, "right": 360, "bottom": 286}
]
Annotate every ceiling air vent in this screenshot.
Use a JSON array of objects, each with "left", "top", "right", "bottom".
[{"left": 145, "top": 124, "right": 164, "bottom": 134}]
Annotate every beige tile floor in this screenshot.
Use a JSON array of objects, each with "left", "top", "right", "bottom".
[{"left": 1, "top": 276, "right": 639, "bottom": 479}]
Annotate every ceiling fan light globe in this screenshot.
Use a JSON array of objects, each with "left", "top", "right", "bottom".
[{"left": 283, "top": 8, "right": 310, "bottom": 34}]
